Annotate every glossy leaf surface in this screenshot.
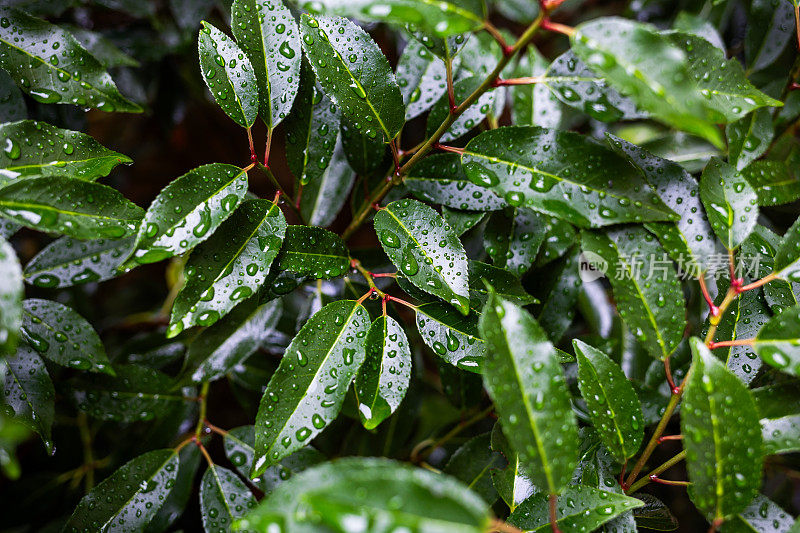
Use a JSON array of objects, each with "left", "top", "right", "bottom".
[
  {"left": 742, "top": 161, "right": 800, "bottom": 207},
  {"left": 753, "top": 304, "right": 800, "bottom": 376},
  {"left": 490, "top": 423, "right": 536, "bottom": 512},
  {"left": 415, "top": 302, "right": 485, "bottom": 372},
  {"left": 484, "top": 208, "right": 546, "bottom": 276},
  {"left": 443, "top": 432, "right": 503, "bottom": 504},
  {"left": 276, "top": 225, "right": 349, "bottom": 278},
  {"left": 468, "top": 260, "right": 537, "bottom": 307},
  {"left": 23, "top": 236, "right": 132, "bottom": 288},
  {"left": 3, "top": 344, "right": 54, "bottom": 452},
  {"left": 427, "top": 76, "right": 497, "bottom": 141},
  {"left": 200, "top": 464, "right": 256, "bottom": 533},
  {"left": 0, "top": 235, "right": 22, "bottom": 354},
  {"left": 727, "top": 108, "right": 773, "bottom": 171},
  {"left": 405, "top": 153, "right": 505, "bottom": 211},
  {"left": 700, "top": 158, "right": 760, "bottom": 251},
  {"left": 761, "top": 415, "right": 800, "bottom": 455},
  {"left": 298, "top": 139, "right": 355, "bottom": 227}
]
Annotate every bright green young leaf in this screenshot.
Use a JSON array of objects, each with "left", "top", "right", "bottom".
[
  {"left": 761, "top": 415, "right": 800, "bottom": 455},
  {"left": 170, "top": 199, "right": 286, "bottom": 335},
  {"left": 23, "top": 236, "right": 132, "bottom": 288},
  {"left": 742, "top": 161, "right": 800, "bottom": 207},
  {"left": 721, "top": 494, "right": 796, "bottom": 533},
  {"left": 396, "top": 38, "right": 450, "bottom": 121},
  {"left": 21, "top": 298, "right": 113, "bottom": 375},
  {"left": 354, "top": 315, "right": 411, "bottom": 429},
  {"left": 0, "top": 235, "right": 22, "bottom": 355},
  {"left": 427, "top": 75, "right": 497, "bottom": 141},
  {"left": 468, "top": 260, "right": 538, "bottom": 307},
  {"left": 122, "top": 163, "right": 248, "bottom": 267},
  {"left": 753, "top": 304, "right": 800, "bottom": 376},
  {"left": 0, "top": 7, "right": 141, "bottom": 112},
  {"left": 727, "top": 109, "right": 774, "bottom": 171},
  {"left": 681, "top": 338, "right": 763, "bottom": 521},
  {"left": 200, "top": 464, "right": 256, "bottom": 533},
  {"left": 700, "top": 158, "right": 759, "bottom": 250},
  {"left": 231, "top": 0, "right": 301, "bottom": 129},
  {"left": 252, "top": 300, "right": 369, "bottom": 474},
  {"left": 298, "top": 14, "right": 405, "bottom": 140},
  {"left": 574, "top": 339, "right": 644, "bottom": 461},
  {"left": 443, "top": 432, "right": 503, "bottom": 504},
  {"left": 461, "top": 126, "right": 678, "bottom": 227},
  {"left": 298, "top": 139, "right": 356, "bottom": 227},
  {"left": 581, "top": 227, "right": 685, "bottom": 360},
  {"left": 405, "top": 153, "right": 505, "bottom": 211},
  {"left": 3, "top": 344, "right": 54, "bottom": 452},
  {"left": 415, "top": 302, "right": 485, "bottom": 372},
  {"left": 490, "top": 423, "right": 537, "bottom": 512},
  {"left": 64, "top": 449, "right": 180, "bottom": 532},
  {"left": 478, "top": 290, "right": 578, "bottom": 495},
  {"left": 508, "top": 484, "right": 645, "bottom": 532},
  {"left": 443, "top": 207, "right": 485, "bottom": 236},
  {"left": 0, "top": 120, "right": 131, "bottom": 183},
  {"left": 339, "top": 115, "right": 385, "bottom": 176},
  {"left": 198, "top": 21, "right": 259, "bottom": 128},
  {"left": 276, "top": 225, "right": 349, "bottom": 278},
  {"left": 0, "top": 69, "right": 26, "bottom": 122},
  {"left": 375, "top": 198, "right": 470, "bottom": 313},
  {"left": 484, "top": 208, "right": 546, "bottom": 276}
]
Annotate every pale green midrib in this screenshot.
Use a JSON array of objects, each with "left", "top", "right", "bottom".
[
  {"left": 360, "top": 317, "right": 388, "bottom": 413},
  {"left": 725, "top": 298, "right": 743, "bottom": 369},
  {"left": 284, "top": 250, "right": 347, "bottom": 261},
  {"left": 8, "top": 361, "right": 46, "bottom": 433},
  {"left": 85, "top": 388, "right": 184, "bottom": 401},
  {"left": 467, "top": 461, "right": 493, "bottom": 490},
  {"left": 210, "top": 464, "right": 238, "bottom": 524},
  {"left": 224, "top": 432, "right": 255, "bottom": 454},
  {"left": 23, "top": 308, "right": 105, "bottom": 367},
  {"left": 6, "top": 155, "right": 126, "bottom": 172},
  {"left": 581, "top": 353, "right": 627, "bottom": 456},
  {"left": 706, "top": 379, "right": 725, "bottom": 519},
  {"left": 0, "top": 199, "right": 141, "bottom": 223},
  {"left": 718, "top": 176, "right": 738, "bottom": 249},
  {"left": 258, "top": 19, "right": 274, "bottom": 128},
  {"left": 417, "top": 305, "right": 481, "bottom": 342}
]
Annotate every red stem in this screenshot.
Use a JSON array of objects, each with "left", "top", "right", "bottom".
[
  {"left": 541, "top": 19, "right": 575, "bottom": 37},
  {"left": 738, "top": 272, "right": 777, "bottom": 292},
  {"left": 664, "top": 357, "right": 679, "bottom": 395},
  {"left": 246, "top": 127, "right": 256, "bottom": 162},
  {"left": 493, "top": 77, "right": 545, "bottom": 86},
  {"left": 434, "top": 143, "right": 464, "bottom": 155},
  {"left": 658, "top": 435, "right": 683, "bottom": 443},
  {"left": 697, "top": 275, "right": 719, "bottom": 317},
  {"left": 549, "top": 494, "right": 562, "bottom": 533},
  {"left": 649, "top": 475, "right": 690, "bottom": 487},
  {"left": 263, "top": 128, "right": 273, "bottom": 167},
  {"left": 385, "top": 294, "right": 417, "bottom": 310},
  {"left": 708, "top": 338, "right": 755, "bottom": 349}
]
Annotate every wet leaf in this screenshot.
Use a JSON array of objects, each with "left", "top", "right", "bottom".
[
  {"left": 198, "top": 21, "right": 259, "bottom": 128},
  {"left": 396, "top": 38, "right": 450, "bottom": 121},
  {"left": 742, "top": 161, "right": 800, "bottom": 207},
  {"left": 443, "top": 432, "right": 503, "bottom": 504},
  {"left": 0, "top": 176, "right": 143, "bottom": 239},
  {"left": 478, "top": 289, "right": 578, "bottom": 494},
  {"left": 721, "top": 494, "right": 796, "bottom": 533},
  {"left": 252, "top": 300, "right": 369, "bottom": 474},
  {"left": 0, "top": 69, "right": 25, "bottom": 122},
  {"left": 745, "top": 0, "right": 795, "bottom": 72},
  {"left": 681, "top": 338, "right": 762, "bottom": 520},
  {"left": 490, "top": 423, "right": 537, "bottom": 512},
  {"left": 442, "top": 207, "right": 485, "bottom": 236},
  {"left": 200, "top": 464, "right": 256, "bottom": 533},
  {"left": 339, "top": 115, "right": 385, "bottom": 176},
  {"left": 512, "top": 48, "right": 569, "bottom": 129},
  {"left": 416, "top": 302, "right": 485, "bottom": 372},
  {"left": 276, "top": 225, "right": 349, "bottom": 278},
  {"left": 461, "top": 126, "right": 678, "bottom": 227},
  {"left": 753, "top": 304, "right": 800, "bottom": 377},
  {"left": 3, "top": 344, "right": 54, "bottom": 452},
  {"left": 468, "top": 260, "right": 537, "bottom": 307},
  {"left": 298, "top": 14, "right": 404, "bottom": 140},
  {"left": 298, "top": 138, "right": 356, "bottom": 227},
  {"left": 700, "top": 158, "right": 759, "bottom": 250},
  {"left": 727, "top": 108, "right": 774, "bottom": 171},
  {"left": 146, "top": 444, "right": 201, "bottom": 533},
  {"left": 375, "top": 198, "right": 470, "bottom": 313},
  {"left": 23, "top": 236, "right": 133, "bottom": 289},
  {"left": 354, "top": 315, "right": 411, "bottom": 429},
  {"left": 66, "top": 26, "right": 139, "bottom": 68},
  {"left": 632, "top": 494, "right": 679, "bottom": 531},
  {"left": 484, "top": 208, "right": 546, "bottom": 276},
  {"left": 427, "top": 75, "right": 497, "bottom": 141},
  {"left": 537, "top": 252, "right": 581, "bottom": 344},
  {"left": 761, "top": 415, "right": 800, "bottom": 455},
  {"left": 0, "top": 235, "right": 22, "bottom": 355},
  {"left": 170, "top": 199, "right": 286, "bottom": 335},
  {"left": 405, "top": 153, "right": 505, "bottom": 211},
  {"left": 0, "top": 7, "right": 141, "bottom": 113}
]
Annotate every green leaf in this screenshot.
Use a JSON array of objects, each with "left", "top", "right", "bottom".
[
  {"left": 761, "top": 415, "right": 800, "bottom": 455},
  {"left": 633, "top": 494, "right": 679, "bottom": 531},
  {"left": 443, "top": 432, "right": 503, "bottom": 504},
  {"left": 512, "top": 48, "right": 569, "bottom": 129},
  {"left": 0, "top": 7, "right": 141, "bottom": 112},
  {"left": 64, "top": 449, "right": 180, "bottom": 532},
  {"left": 180, "top": 298, "right": 282, "bottom": 383},
  {"left": 468, "top": 260, "right": 537, "bottom": 307},
  {"left": 122, "top": 163, "right": 248, "bottom": 267},
  {"left": 508, "top": 484, "right": 645, "bottom": 532},
  {"left": 484, "top": 208, "right": 546, "bottom": 276},
  {"left": 443, "top": 207, "right": 485, "bottom": 236},
  {"left": 405, "top": 153, "right": 505, "bottom": 211},
  {"left": 252, "top": 300, "right": 369, "bottom": 474},
  {"left": 354, "top": 315, "right": 411, "bottom": 429},
  {"left": 537, "top": 251, "right": 581, "bottom": 344},
  {"left": 69, "top": 364, "right": 186, "bottom": 422},
  {"left": 490, "top": 423, "right": 537, "bottom": 512},
  {"left": 276, "top": 225, "right": 349, "bottom": 278},
  {"left": 753, "top": 304, "right": 800, "bottom": 376},
  {"left": 236, "top": 458, "right": 491, "bottom": 532},
  {"left": 145, "top": 444, "right": 201, "bottom": 533},
  {"left": 339, "top": 115, "right": 385, "bottom": 176},
  {"left": 573, "top": 339, "right": 644, "bottom": 461},
  {"left": 298, "top": 139, "right": 356, "bottom": 227},
  {"left": 478, "top": 290, "right": 578, "bottom": 494},
  {"left": 570, "top": 18, "right": 722, "bottom": 147},
  {"left": 376, "top": 198, "right": 470, "bottom": 313},
  {"left": 3, "top": 344, "right": 54, "bottom": 452},
  {"left": 23, "top": 236, "right": 132, "bottom": 288},
  {"left": 170, "top": 199, "right": 286, "bottom": 335},
  {"left": 427, "top": 75, "right": 498, "bottom": 142},
  {"left": 673, "top": 11, "right": 725, "bottom": 50},
  {"left": 769, "top": 217, "right": 800, "bottom": 283},
  {"left": 66, "top": 26, "right": 139, "bottom": 68},
  {"left": 700, "top": 158, "right": 759, "bottom": 250},
  {"left": 0, "top": 120, "right": 131, "bottom": 183},
  {"left": 285, "top": 60, "right": 341, "bottom": 186},
  {"left": 745, "top": 0, "right": 795, "bottom": 72},
  {"left": 415, "top": 302, "right": 485, "bottom": 372},
  {"left": 0, "top": 235, "right": 22, "bottom": 355},
  {"left": 681, "top": 338, "right": 763, "bottom": 520},
  {"left": 727, "top": 109, "right": 774, "bottom": 171},
  {"left": 0, "top": 176, "right": 143, "bottom": 239},
  {"left": 396, "top": 38, "right": 450, "bottom": 121},
  {"left": 461, "top": 126, "right": 678, "bottom": 227},
  {"left": 742, "top": 161, "right": 800, "bottom": 207},
  {"left": 198, "top": 21, "right": 259, "bottom": 128},
  {"left": 231, "top": 0, "right": 301, "bottom": 129},
  {"left": 721, "top": 494, "right": 796, "bottom": 533},
  {"left": 301, "top": 0, "right": 484, "bottom": 38},
  {"left": 20, "top": 298, "right": 113, "bottom": 375},
  {"left": 298, "top": 14, "right": 405, "bottom": 140},
  {"left": 753, "top": 382, "right": 800, "bottom": 420},
  {"left": 580, "top": 227, "right": 685, "bottom": 360},
  {"left": 0, "top": 69, "right": 26, "bottom": 122},
  {"left": 200, "top": 464, "right": 256, "bottom": 533},
  {"left": 606, "top": 133, "right": 717, "bottom": 275}
]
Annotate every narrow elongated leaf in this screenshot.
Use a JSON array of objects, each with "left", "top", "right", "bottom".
[
  {"left": 727, "top": 109, "right": 774, "bottom": 171},
  {"left": 761, "top": 415, "right": 800, "bottom": 455},
  {"left": 302, "top": 0, "right": 484, "bottom": 38},
  {"left": 298, "top": 138, "right": 355, "bottom": 227},
  {"left": 4, "top": 344, "right": 54, "bottom": 452},
  {"left": 123, "top": 163, "right": 248, "bottom": 267},
  {"left": 461, "top": 126, "right": 678, "bottom": 227},
  {"left": 0, "top": 120, "right": 131, "bottom": 183},
  {"left": 21, "top": 298, "right": 113, "bottom": 374},
  {"left": 64, "top": 449, "right": 180, "bottom": 532},
  {"left": 681, "top": 338, "right": 762, "bottom": 520},
  {"left": 396, "top": 38, "right": 450, "bottom": 121},
  {"left": 0, "top": 8, "right": 140, "bottom": 112},
  {"left": 415, "top": 302, "right": 485, "bottom": 372},
  {"left": 376, "top": 198, "right": 469, "bottom": 313},
  {"left": 484, "top": 208, "right": 546, "bottom": 276},
  {"left": 0, "top": 235, "right": 22, "bottom": 354},
  {"left": 427, "top": 76, "right": 498, "bottom": 142},
  {"left": 753, "top": 304, "right": 800, "bottom": 376},
  {"left": 276, "top": 225, "right": 349, "bottom": 278},
  {"left": 0, "top": 69, "right": 25, "bottom": 122},
  {"left": 581, "top": 227, "right": 685, "bottom": 360},
  {"left": 23, "top": 236, "right": 132, "bottom": 288},
  {"left": 722, "top": 494, "right": 796, "bottom": 533},
  {"left": 742, "top": 161, "right": 800, "bottom": 207},
  {"left": 443, "top": 207, "right": 485, "bottom": 236},
  {"left": 200, "top": 464, "right": 256, "bottom": 533},
  {"left": 746, "top": 0, "right": 795, "bottom": 72},
  {"left": 405, "top": 153, "right": 505, "bottom": 211},
  {"left": 508, "top": 484, "right": 645, "bottom": 532},
  {"left": 354, "top": 315, "right": 411, "bottom": 429},
  {"left": 236, "top": 458, "right": 491, "bottom": 532},
  {"left": 574, "top": 340, "right": 644, "bottom": 461},
  {"left": 198, "top": 22, "right": 258, "bottom": 128},
  {"left": 512, "top": 47, "right": 570, "bottom": 129},
  {"left": 231, "top": 0, "right": 301, "bottom": 129},
  {"left": 181, "top": 299, "right": 282, "bottom": 383},
  {"left": 468, "top": 260, "right": 537, "bottom": 307},
  {"left": 170, "top": 199, "right": 286, "bottom": 335},
  {"left": 298, "top": 14, "right": 404, "bottom": 140},
  {"left": 478, "top": 290, "right": 578, "bottom": 494},
  {"left": 444, "top": 432, "right": 503, "bottom": 504},
  {"left": 146, "top": 444, "right": 201, "bottom": 533},
  {"left": 252, "top": 300, "right": 369, "bottom": 474},
  {"left": 491, "top": 423, "right": 537, "bottom": 512},
  {"left": 537, "top": 252, "right": 581, "bottom": 343},
  {"left": 0, "top": 176, "right": 143, "bottom": 239},
  {"left": 700, "top": 158, "right": 758, "bottom": 250}
]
